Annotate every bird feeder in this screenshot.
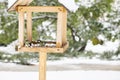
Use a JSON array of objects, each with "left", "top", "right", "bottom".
[
  {"left": 8, "top": 0, "right": 68, "bottom": 53},
  {"left": 8, "top": 0, "right": 68, "bottom": 80}
]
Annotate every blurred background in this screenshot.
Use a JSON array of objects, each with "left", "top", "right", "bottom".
[
  {"left": 0, "top": 1, "right": 120, "bottom": 80},
  {"left": 0, "top": 0, "right": 120, "bottom": 65}
]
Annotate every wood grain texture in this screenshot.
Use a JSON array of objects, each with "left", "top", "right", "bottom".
[
  {"left": 18, "top": 12, "right": 24, "bottom": 47},
  {"left": 62, "top": 8, "right": 67, "bottom": 45},
  {"left": 56, "top": 12, "right": 63, "bottom": 48},
  {"left": 26, "top": 12, "right": 32, "bottom": 42},
  {"left": 56, "top": 12, "right": 62, "bottom": 48},
  {"left": 39, "top": 52, "right": 47, "bottom": 80},
  {"left": 17, "top": 6, "right": 64, "bottom": 12}
]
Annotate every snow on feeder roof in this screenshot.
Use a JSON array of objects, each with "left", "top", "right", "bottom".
[{"left": 8, "top": 0, "right": 33, "bottom": 11}]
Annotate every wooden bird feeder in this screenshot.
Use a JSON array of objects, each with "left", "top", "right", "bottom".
[{"left": 8, "top": 0, "right": 68, "bottom": 80}]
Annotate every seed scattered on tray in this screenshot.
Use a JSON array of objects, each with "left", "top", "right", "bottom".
[{"left": 25, "top": 40, "right": 56, "bottom": 48}]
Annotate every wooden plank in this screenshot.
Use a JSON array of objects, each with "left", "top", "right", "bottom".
[
  {"left": 18, "top": 47, "right": 63, "bottom": 53},
  {"left": 26, "top": 12, "right": 32, "bottom": 42},
  {"left": 63, "top": 42, "right": 69, "bottom": 52},
  {"left": 56, "top": 12, "right": 63, "bottom": 48},
  {"left": 18, "top": 12, "right": 24, "bottom": 47},
  {"left": 17, "top": 6, "right": 64, "bottom": 12},
  {"left": 8, "top": 0, "right": 33, "bottom": 11},
  {"left": 39, "top": 52, "right": 47, "bottom": 80},
  {"left": 18, "top": 42, "right": 69, "bottom": 53},
  {"left": 62, "top": 8, "right": 67, "bottom": 45}
]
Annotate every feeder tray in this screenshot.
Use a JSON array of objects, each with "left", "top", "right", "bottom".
[
  {"left": 25, "top": 40, "right": 56, "bottom": 48},
  {"left": 16, "top": 41, "right": 69, "bottom": 53}
]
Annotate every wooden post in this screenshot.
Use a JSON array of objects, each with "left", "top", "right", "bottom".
[
  {"left": 18, "top": 12, "right": 24, "bottom": 47},
  {"left": 56, "top": 7, "right": 67, "bottom": 48},
  {"left": 39, "top": 51, "right": 47, "bottom": 80},
  {"left": 26, "top": 12, "right": 32, "bottom": 42},
  {"left": 56, "top": 12, "right": 63, "bottom": 48},
  {"left": 16, "top": 6, "right": 64, "bottom": 12},
  {"left": 62, "top": 9, "right": 67, "bottom": 45}
]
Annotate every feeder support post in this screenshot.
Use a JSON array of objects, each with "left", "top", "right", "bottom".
[{"left": 39, "top": 51, "right": 47, "bottom": 80}]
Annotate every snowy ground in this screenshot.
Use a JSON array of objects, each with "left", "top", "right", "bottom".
[
  {"left": 0, "top": 58, "right": 120, "bottom": 80},
  {"left": 0, "top": 71, "right": 120, "bottom": 80},
  {"left": 0, "top": 58, "right": 120, "bottom": 71}
]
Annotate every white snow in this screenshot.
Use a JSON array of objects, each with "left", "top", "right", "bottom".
[
  {"left": 8, "top": 0, "right": 17, "bottom": 8},
  {"left": 37, "top": 21, "right": 56, "bottom": 40},
  {"left": 112, "top": 0, "right": 120, "bottom": 11},
  {"left": 0, "top": 55, "right": 120, "bottom": 80},
  {"left": 0, "top": 40, "right": 18, "bottom": 54},
  {"left": 0, "top": 58, "right": 120, "bottom": 79},
  {"left": 98, "top": 35, "right": 106, "bottom": 40},
  {"left": 85, "top": 40, "right": 120, "bottom": 53},
  {"left": 0, "top": 71, "right": 120, "bottom": 80},
  {"left": 0, "top": 30, "right": 4, "bottom": 34},
  {"left": 58, "top": 0, "right": 79, "bottom": 12},
  {"left": 0, "top": 62, "right": 17, "bottom": 67},
  {"left": 78, "top": 0, "right": 95, "bottom": 8},
  {"left": 47, "top": 57, "right": 120, "bottom": 65},
  {"left": 0, "top": 0, "right": 4, "bottom": 2},
  {"left": 0, "top": 57, "right": 120, "bottom": 67}
]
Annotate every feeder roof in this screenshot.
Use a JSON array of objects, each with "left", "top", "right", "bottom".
[{"left": 8, "top": 0, "right": 33, "bottom": 11}]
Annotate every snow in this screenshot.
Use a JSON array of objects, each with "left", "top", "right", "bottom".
[
  {"left": 58, "top": 0, "right": 79, "bottom": 12},
  {"left": 0, "top": 72, "right": 38, "bottom": 80},
  {"left": 47, "top": 57, "right": 120, "bottom": 65},
  {"left": 0, "top": 71, "right": 120, "bottom": 80},
  {"left": 0, "top": 0, "right": 4, "bottom": 2},
  {"left": 112, "top": 0, "right": 120, "bottom": 11},
  {"left": 85, "top": 40, "right": 120, "bottom": 53},
  {"left": 1, "top": 57, "right": 120, "bottom": 67},
  {"left": 8, "top": 0, "right": 17, "bottom": 8},
  {"left": 0, "top": 40, "right": 18, "bottom": 54},
  {"left": 37, "top": 21, "right": 56, "bottom": 40},
  {"left": 0, "top": 56, "right": 120, "bottom": 80},
  {"left": 0, "top": 62, "right": 17, "bottom": 67},
  {"left": 0, "top": 57, "right": 120, "bottom": 79},
  {"left": 78, "top": 0, "right": 95, "bottom": 8},
  {"left": 47, "top": 71, "right": 120, "bottom": 80},
  {"left": 0, "top": 30, "right": 4, "bottom": 34}
]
